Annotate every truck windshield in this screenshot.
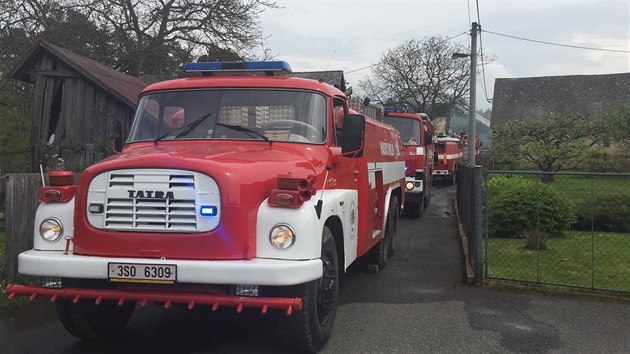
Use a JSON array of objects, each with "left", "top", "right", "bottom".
[
  {"left": 383, "top": 116, "right": 421, "bottom": 146},
  {"left": 128, "top": 89, "right": 327, "bottom": 144}
]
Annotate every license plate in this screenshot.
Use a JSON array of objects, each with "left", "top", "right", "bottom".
[{"left": 108, "top": 263, "right": 177, "bottom": 284}]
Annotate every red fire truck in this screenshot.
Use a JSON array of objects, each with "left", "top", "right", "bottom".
[
  {"left": 433, "top": 135, "right": 464, "bottom": 185},
  {"left": 383, "top": 110, "right": 435, "bottom": 217},
  {"left": 6, "top": 61, "right": 406, "bottom": 353}
]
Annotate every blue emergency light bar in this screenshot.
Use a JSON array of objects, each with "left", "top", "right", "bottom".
[
  {"left": 183, "top": 61, "right": 292, "bottom": 74},
  {"left": 383, "top": 105, "right": 407, "bottom": 113}
]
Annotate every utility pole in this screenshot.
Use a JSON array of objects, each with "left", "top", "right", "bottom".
[{"left": 467, "top": 22, "right": 478, "bottom": 164}]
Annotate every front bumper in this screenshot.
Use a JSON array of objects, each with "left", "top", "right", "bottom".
[
  {"left": 5, "top": 284, "right": 302, "bottom": 315},
  {"left": 433, "top": 169, "right": 451, "bottom": 176},
  {"left": 18, "top": 250, "right": 322, "bottom": 286}
]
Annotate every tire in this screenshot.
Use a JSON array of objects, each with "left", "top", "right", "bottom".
[
  {"left": 371, "top": 228, "right": 388, "bottom": 270},
  {"left": 57, "top": 298, "right": 135, "bottom": 339},
  {"left": 387, "top": 195, "right": 400, "bottom": 257},
  {"left": 417, "top": 194, "right": 424, "bottom": 218},
  {"left": 448, "top": 170, "right": 456, "bottom": 185},
  {"left": 283, "top": 226, "right": 339, "bottom": 353},
  {"left": 404, "top": 201, "right": 421, "bottom": 218}
]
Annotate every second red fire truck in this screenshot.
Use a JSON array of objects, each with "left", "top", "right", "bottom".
[
  {"left": 433, "top": 135, "right": 464, "bottom": 185},
  {"left": 383, "top": 109, "right": 435, "bottom": 217},
  {"left": 6, "top": 61, "right": 406, "bottom": 353}
]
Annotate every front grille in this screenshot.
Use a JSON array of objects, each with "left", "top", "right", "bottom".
[
  {"left": 105, "top": 172, "right": 196, "bottom": 230},
  {"left": 87, "top": 169, "right": 220, "bottom": 232}
]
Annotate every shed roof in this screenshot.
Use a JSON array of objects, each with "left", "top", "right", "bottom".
[
  {"left": 491, "top": 72, "right": 630, "bottom": 127},
  {"left": 9, "top": 40, "right": 147, "bottom": 109}
]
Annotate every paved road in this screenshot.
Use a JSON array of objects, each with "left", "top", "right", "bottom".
[{"left": 2, "top": 185, "right": 630, "bottom": 353}]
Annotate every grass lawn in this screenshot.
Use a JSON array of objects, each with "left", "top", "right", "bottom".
[
  {"left": 486, "top": 172, "right": 630, "bottom": 205},
  {"left": 550, "top": 174, "right": 630, "bottom": 205},
  {"left": 485, "top": 231, "right": 630, "bottom": 292}
]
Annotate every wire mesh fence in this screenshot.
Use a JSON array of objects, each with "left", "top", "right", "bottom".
[{"left": 483, "top": 170, "right": 630, "bottom": 293}]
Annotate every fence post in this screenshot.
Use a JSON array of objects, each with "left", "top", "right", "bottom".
[{"left": 473, "top": 165, "right": 483, "bottom": 284}]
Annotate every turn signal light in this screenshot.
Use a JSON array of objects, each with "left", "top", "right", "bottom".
[{"left": 39, "top": 186, "right": 77, "bottom": 203}]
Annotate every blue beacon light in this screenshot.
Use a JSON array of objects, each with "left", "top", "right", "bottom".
[
  {"left": 183, "top": 61, "right": 292, "bottom": 74},
  {"left": 200, "top": 206, "right": 218, "bottom": 217}
]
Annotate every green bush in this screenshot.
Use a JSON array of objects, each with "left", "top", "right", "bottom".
[
  {"left": 487, "top": 175, "right": 576, "bottom": 238},
  {"left": 573, "top": 193, "right": 630, "bottom": 232}
]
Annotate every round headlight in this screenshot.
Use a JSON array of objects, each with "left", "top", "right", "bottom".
[
  {"left": 269, "top": 224, "right": 295, "bottom": 250},
  {"left": 40, "top": 218, "right": 63, "bottom": 242},
  {"left": 405, "top": 181, "right": 414, "bottom": 191}
]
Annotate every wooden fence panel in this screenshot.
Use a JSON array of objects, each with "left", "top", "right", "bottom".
[{"left": 4, "top": 173, "right": 42, "bottom": 283}]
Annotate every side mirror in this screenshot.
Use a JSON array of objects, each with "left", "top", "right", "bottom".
[
  {"left": 341, "top": 114, "right": 365, "bottom": 158},
  {"left": 112, "top": 120, "right": 123, "bottom": 154},
  {"left": 424, "top": 131, "right": 433, "bottom": 146}
]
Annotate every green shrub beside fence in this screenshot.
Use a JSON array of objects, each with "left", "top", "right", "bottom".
[
  {"left": 484, "top": 171, "right": 630, "bottom": 293},
  {"left": 487, "top": 175, "right": 575, "bottom": 241}
]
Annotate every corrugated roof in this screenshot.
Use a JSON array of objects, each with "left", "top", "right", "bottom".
[{"left": 8, "top": 40, "right": 147, "bottom": 109}]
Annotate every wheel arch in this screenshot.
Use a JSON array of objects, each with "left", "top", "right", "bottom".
[{"left": 325, "top": 216, "right": 345, "bottom": 273}]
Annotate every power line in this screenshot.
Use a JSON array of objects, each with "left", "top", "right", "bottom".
[
  {"left": 478, "top": 29, "right": 492, "bottom": 104},
  {"left": 345, "top": 65, "right": 373, "bottom": 74},
  {"left": 475, "top": 0, "right": 481, "bottom": 25},
  {"left": 483, "top": 29, "right": 630, "bottom": 54},
  {"left": 445, "top": 31, "right": 469, "bottom": 42},
  {"left": 466, "top": 0, "right": 471, "bottom": 29},
  {"left": 473, "top": 0, "right": 492, "bottom": 104}
]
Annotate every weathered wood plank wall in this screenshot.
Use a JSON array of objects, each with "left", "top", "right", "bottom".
[
  {"left": 4, "top": 173, "right": 42, "bottom": 284},
  {"left": 28, "top": 54, "right": 136, "bottom": 173}
]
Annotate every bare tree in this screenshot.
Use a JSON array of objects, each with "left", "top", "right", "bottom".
[
  {"left": 359, "top": 37, "right": 472, "bottom": 116},
  {"left": 489, "top": 114, "right": 608, "bottom": 181},
  {"left": 77, "top": 0, "right": 276, "bottom": 75},
  {"left": 0, "top": 0, "right": 276, "bottom": 76}
]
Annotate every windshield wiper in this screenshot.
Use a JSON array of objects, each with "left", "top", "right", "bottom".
[
  {"left": 154, "top": 112, "right": 213, "bottom": 143},
  {"left": 215, "top": 123, "right": 272, "bottom": 144}
]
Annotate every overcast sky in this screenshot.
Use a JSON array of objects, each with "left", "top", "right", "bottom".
[{"left": 260, "top": 0, "right": 630, "bottom": 110}]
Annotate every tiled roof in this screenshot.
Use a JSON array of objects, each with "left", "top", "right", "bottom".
[{"left": 491, "top": 72, "right": 630, "bottom": 127}]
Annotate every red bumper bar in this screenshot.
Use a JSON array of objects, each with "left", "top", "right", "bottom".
[{"left": 5, "top": 284, "right": 302, "bottom": 316}]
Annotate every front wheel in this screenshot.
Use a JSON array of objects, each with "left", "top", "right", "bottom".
[
  {"left": 448, "top": 170, "right": 457, "bottom": 185},
  {"left": 283, "top": 226, "right": 338, "bottom": 353},
  {"left": 387, "top": 195, "right": 400, "bottom": 257},
  {"left": 57, "top": 298, "right": 135, "bottom": 339},
  {"left": 404, "top": 200, "right": 422, "bottom": 218}
]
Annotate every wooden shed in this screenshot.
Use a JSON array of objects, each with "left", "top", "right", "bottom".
[{"left": 8, "top": 40, "right": 148, "bottom": 172}]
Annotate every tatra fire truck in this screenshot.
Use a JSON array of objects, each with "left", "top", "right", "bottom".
[
  {"left": 6, "top": 61, "right": 405, "bottom": 353},
  {"left": 383, "top": 110, "right": 435, "bottom": 217},
  {"left": 433, "top": 135, "right": 464, "bottom": 185}
]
